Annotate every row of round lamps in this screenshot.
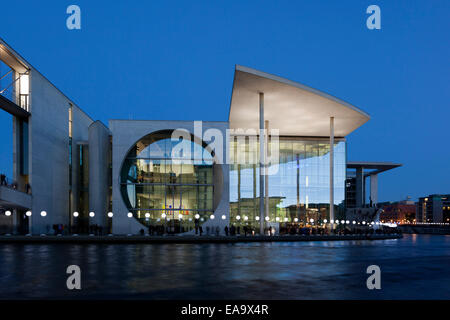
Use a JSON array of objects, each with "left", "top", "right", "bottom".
[
  {"left": 4, "top": 210, "right": 47, "bottom": 217},
  {"left": 4, "top": 211, "right": 387, "bottom": 226}
]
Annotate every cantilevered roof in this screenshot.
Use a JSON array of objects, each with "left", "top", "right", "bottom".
[
  {"left": 229, "top": 65, "right": 370, "bottom": 137},
  {"left": 347, "top": 161, "right": 402, "bottom": 176},
  {"left": 0, "top": 38, "right": 29, "bottom": 73}
]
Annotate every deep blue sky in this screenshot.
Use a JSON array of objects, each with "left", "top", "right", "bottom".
[{"left": 0, "top": 0, "right": 448, "bottom": 202}]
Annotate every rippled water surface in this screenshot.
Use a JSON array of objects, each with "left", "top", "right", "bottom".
[{"left": 0, "top": 234, "right": 449, "bottom": 299}]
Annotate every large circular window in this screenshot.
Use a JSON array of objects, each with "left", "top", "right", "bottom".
[{"left": 120, "top": 130, "right": 215, "bottom": 230}]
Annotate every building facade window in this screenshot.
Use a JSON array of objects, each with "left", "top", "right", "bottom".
[
  {"left": 120, "top": 131, "right": 215, "bottom": 228},
  {"left": 229, "top": 136, "right": 346, "bottom": 227}
]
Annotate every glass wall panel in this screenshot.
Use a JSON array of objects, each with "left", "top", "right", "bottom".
[{"left": 230, "top": 136, "right": 346, "bottom": 229}]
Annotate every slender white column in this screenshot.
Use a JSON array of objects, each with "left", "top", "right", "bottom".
[
  {"left": 259, "top": 92, "right": 265, "bottom": 235},
  {"left": 264, "top": 120, "right": 269, "bottom": 222},
  {"left": 329, "top": 117, "right": 334, "bottom": 223}
]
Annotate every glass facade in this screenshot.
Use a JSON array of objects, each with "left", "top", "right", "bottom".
[
  {"left": 229, "top": 136, "right": 346, "bottom": 227},
  {"left": 120, "top": 131, "right": 214, "bottom": 228}
]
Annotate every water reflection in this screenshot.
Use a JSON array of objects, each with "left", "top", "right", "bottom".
[{"left": 0, "top": 235, "right": 449, "bottom": 299}]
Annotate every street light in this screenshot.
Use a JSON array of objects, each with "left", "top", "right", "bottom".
[
  {"left": 210, "top": 214, "right": 215, "bottom": 220},
  {"left": 221, "top": 215, "right": 226, "bottom": 220},
  {"left": 255, "top": 216, "right": 260, "bottom": 221},
  {"left": 107, "top": 212, "right": 114, "bottom": 236},
  {"left": 40, "top": 211, "right": 47, "bottom": 236},
  {"left": 127, "top": 212, "right": 133, "bottom": 236},
  {"left": 5, "top": 210, "right": 12, "bottom": 235},
  {"left": 88, "top": 212, "right": 95, "bottom": 236},
  {"left": 294, "top": 218, "right": 298, "bottom": 223},
  {"left": 72, "top": 212, "right": 79, "bottom": 236},
  {"left": 25, "top": 211, "right": 32, "bottom": 236}
]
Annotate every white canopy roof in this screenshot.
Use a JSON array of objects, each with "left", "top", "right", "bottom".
[{"left": 229, "top": 65, "right": 370, "bottom": 137}]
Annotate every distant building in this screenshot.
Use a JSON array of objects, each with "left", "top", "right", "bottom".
[
  {"left": 379, "top": 198, "right": 416, "bottom": 223},
  {"left": 345, "top": 162, "right": 401, "bottom": 209},
  {"left": 416, "top": 195, "right": 450, "bottom": 223}
]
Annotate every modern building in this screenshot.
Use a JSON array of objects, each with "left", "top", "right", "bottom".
[
  {"left": 0, "top": 38, "right": 400, "bottom": 235},
  {"left": 345, "top": 162, "right": 402, "bottom": 209},
  {"left": 416, "top": 194, "right": 450, "bottom": 223}
]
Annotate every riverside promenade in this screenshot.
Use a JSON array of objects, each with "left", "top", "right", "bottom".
[{"left": 0, "top": 233, "right": 402, "bottom": 244}]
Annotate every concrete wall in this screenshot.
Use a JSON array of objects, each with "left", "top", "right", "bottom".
[
  {"left": 88, "top": 121, "right": 110, "bottom": 227},
  {"left": 109, "top": 120, "right": 229, "bottom": 235},
  {"left": 28, "top": 70, "right": 92, "bottom": 234},
  {"left": 70, "top": 105, "right": 94, "bottom": 220}
]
